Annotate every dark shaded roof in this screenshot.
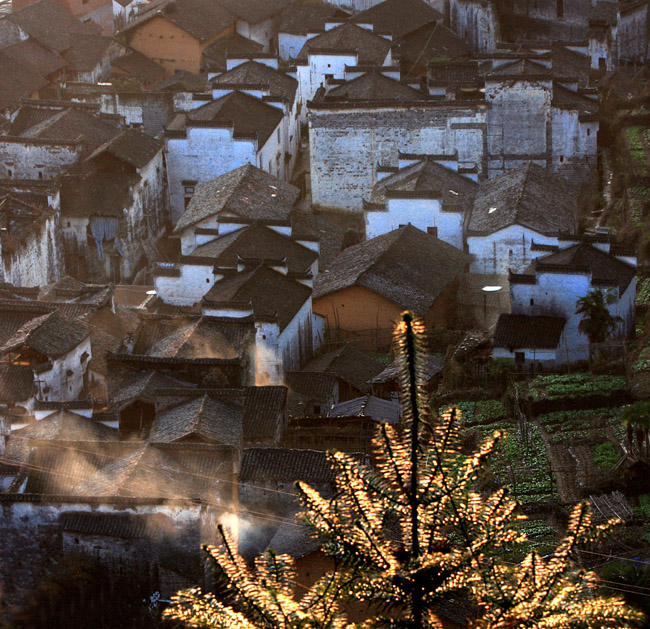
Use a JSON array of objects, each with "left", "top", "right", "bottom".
[
  {"left": 493, "top": 313, "right": 566, "bottom": 350},
  {"left": 6, "top": 0, "right": 99, "bottom": 52},
  {"left": 8, "top": 104, "right": 63, "bottom": 136},
  {"left": 352, "top": 0, "right": 442, "bottom": 38},
  {"left": 201, "top": 34, "right": 264, "bottom": 72},
  {"left": 5, "top": 411, "right": 118, "bottom": 466},
  {"left": 109, "top": 369, "right": 188, "bottom": 409},
  {"left": 155, "top": 69, "right": 209, "bottom": 92},
  {"left": 396, "top": 21, "right": 469, "bottom": 68},
  {"left": 203, "top": 265, "right": 311, "bottom": 332},
  {"left": 329, "top": 395, "right": 401, "bottom": 424},
  {"left": 59, "top": 511, "right": 172, "bottom": 539},
  {"left": 370, "top": 353, "right": 445, "bottom": 384},
  {"left": 20, "top": 107, "right": 122, "bottom": 153},
  {"left": 0, "top": 310, "right": 89, "bottom": 358},
  {"left": 314, "top": 225, "right": 469, "bottom": 313},
  {"left": 88, "top": 129, "right": 162, "bottom": 169},
  {"left": 551, "top": 44, "right": 590, "bottom": 85},
  {"left": 179, "top": 91, "right": 284, "bottom": 146},
  {"left": 240, "top": 447, "right": 335, "bottom": 482},
  {"left": 369, "top": 159, "right": 477, "bottom": 213},
  {"left": 149, "top": 393, "right": 243, "bottom": 446},
  {"left": 0, "top": 363, "right": 34, "bottom": 402},
  {"left": 0, "top": 53, "right": 48, "bottom": 112},
  {"left": 278, "top": 2, "right": 348, "bottom": 36},
  {"left": 187, "top": 223, "right": 317, "bottom": 274},
  {"left": 175, "top": 164, "right": 298, "bottom": 233},
  {"left": 524, "top": 243, "right": 636, "bottom": 292},
  {"left": 243, "top": 386, "right": 287, "bottom": 442},
  {"left": 123, "top": 0, "right": 235, "bottom": 43},
  {"left": 428, "top": 60, "right": 481, "bottom": 86},
  {"left": 266, "top": 514, "right": 321, "bottom": 558},
  {"left": 144, "top": 317, "right": 243, "bottom": 359},
  {"left": 326, "top": 71, "right": 424, "bottom": 101},
  {"left": 60, "top": 172, "right": 139, "bottom": 218},
  {"left": 590, "top": 1, "right": 619, "bottom": 24},
  {"left": 0, "top": 38, "right": 67, "bottom": 77},
  {"left": 467, "top": 163, "right": 579, "bottom": 236},
  {"left": 302, "top": 343, "right": 384, "bottom": 393},
  {"left": 296, "top": 22, "right": 391, "bottom": 65},
  {"left": 552, "top": 83, "right": 599, "bottom": 118},
  {"left": 290, "top": 211, "right": 346, "bottom": 269},
  {"left": 285, "top": 371, "right": 338, "bottom": 402},
  {"left": 212, "top": 61, "right": 298, "bottom": 103},
  {"left": 112, "top": 50, "right": 166, "bottom": 85},
  {"left": 88, "top": 307, "right": 140, "bottom": 377},
  {"left": 61, "top": 34, "right": 116, "bottom": 72},
  {"left": 485, "top": 58, "right": 552, "bottom": 79},
  {"left": 217, "top": 0, "right": 293, "bottom": 24}
]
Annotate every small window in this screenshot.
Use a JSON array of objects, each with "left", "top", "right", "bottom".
[
  {"left": 587, "top": 128, "right": 591, "bottom": 136},
  {"left": 313, "top": 404, "right": 322, "bottom": 415},
  {"left": 38, "top": 171, "right": 43, "bottom": 180},
  {"left": 530, "top": 298, "right": 534, "bottom": 306},
  {"left": 7, "top": 170, "right": 11, "bottom": 178},
  {"left": 515, "top": 351, "right": 525, "bottom": 364},
  {"left": 206, "top": 278, "right": 210, "bottom": 283},
  {"left": 80, "top": 351, "right": 89, "bottom": 363},
  {"left": 559, "top": 155, "right": 564, "bottom": 163},
  {"left": 183, "top": 186, "right": 195, "bottom": 194}
]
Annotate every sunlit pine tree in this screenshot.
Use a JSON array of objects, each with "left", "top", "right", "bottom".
[{"left": 165, "top": 312, "right": 644, "bottom": 629}]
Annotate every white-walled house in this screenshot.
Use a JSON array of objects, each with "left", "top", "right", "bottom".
[
  {"left": 0, "top": 310, "right": 91, "bottom": 401},
  {"left": 465, "top": 163, "right": 579, "bottom": 275},
  {"left": 364, "top": 155, "right": 477, "bottom": 248},
  {"left": 164, "top": 91, "right": 286, "bottom": 224},
  {"left": 504, "top": 239, "right": 637, "bottom": 364}
]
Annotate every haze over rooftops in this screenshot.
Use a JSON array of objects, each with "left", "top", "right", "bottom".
[
  {"left": 174, "top": 164, "right": 298, "bottom": 233},
  {"left": 467, "top": 163, "right": 579, "bottom": 236}
]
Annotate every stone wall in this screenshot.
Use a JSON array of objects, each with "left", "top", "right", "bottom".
[
  {"left": 449, "top": 0, "right": 500, "bottom": 53},
  {"left": 0, "top": 138, "right": 82, "bottom": 180}
]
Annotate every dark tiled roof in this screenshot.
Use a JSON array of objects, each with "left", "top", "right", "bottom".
[
  {"left": 20, "top": 107, "right": 122, "bottom": 153},
  {"left": 60, "top": 172, "right": 139, "bottom": 218},
  {"left": 351, "top": 0, "right": 442, "bottom": 38},
  {"left": 88, "top": 307, "right": 140, "bottom": 377},
  {"left": 314, "top": 225, "right": 469, "bottom": 313},
  {"left": 240, "top": 447, "right": 335, "bottom": 482},
  {"left": 370, "top": 354, "right": 445, "bottom": 384},
  {"left": 285, "top": 371, "right": 337, "bottom": 417},
  {"left": 6, "top": 0, "right": 99, "bottom": 52},
  {"left": 329, "top": 395, "right": 401, "bottom": 424},
  {"left": 61, "top": 34, "right": 115, "bottom": 72},
  {"left": 59, "top": 511, "right": 172, "bottom": 539},
  {"left": 485, "top": 58, "right": 552, "bottom": 79},
  {"left": 552, "top": 83, "right": 598, "bottom": 117},
  {"left": 182, "top": 91, "right": 284, "bottom": 146},
  {"left": 278, "top": 2, "right": 348, "bottom": 35},
  {"left": 9, "top": 104, "right": 63, "bottom": 136},
  {"left": 302, "top": 343, "right": 384, "bottom": 392},
  {"left": 428, "top": 60, "right": 481, "bottom": 86},
  {"left": 290, "top": 211, "right": 346, "bottom": 269},
  {"left": 212, "top": 61, "right": 298, "bottom": 103},
  {"left": 201, "top": 34, "right": 264, "bottom": 72},
  {"left": 0, "top": 54, "right": 48, "bottom": 112},
  {"left": 467, "top": 163, "right": 579, "bottom": 236},
  {"left": 187, "top": 223, "right": 317, "bottom": 273},
  {"left": 217, "top": 0, "right": 293, "bottom": 24},
  {"left": 526, "top": 243, "right": 636, "bottom": 292},
  {"left": 493, "top": 313, "right": 566, "bottom": 350},
  {"left": 369, "top": 159, "right": 477, "bottom": 213},
  {"left": 174, "top": 164, "right": 298, "bottom": 233},
  {"left": 203, "top": 265, "right": 311, "bottom": 332},
  {"left": 0, "top": 310, "right": 89, "bottom": 358},
  {"left": 123, "top": 0, "right": 235, "bottom": 43},
  {"left": 266, "top": 514, "right": 320, "bottom": 558},
  {"left": 88, "top": 129, "right": 162, "bottom": 169},
  {"left": 112, "top": 51, "right": 166, "bottom": 85},
  {"left": 590, "top": 1, "right": 618, "bottom": 24},
  {"left": 0, "top": 363, "right": 34, "bottom": 402},
  {"left": 326, "top": 71, "right": 425, "bottom": 101},
  {"left": 109, "top": 369, "right": 188, "bottom": 409},
  {"left": 243, "top": 386, "right": 287, "bottom": 442},
  {"left": 396, "top": 21, "right": 469, "bottom": 67},
  {"left": 155, "top": 69, "right": 209, "bottom": 92},
  {"left": 149, "top": 393, "right": 243, "bottom": 446},
  {"left": 0, "top": 38, "right": 67, "bottom": 77},
  {"left": 551, "top": 44, "right": 590, "bottom": 85},
  {"left": 296, "top": 22, "right": 391, "bottom": 65}
]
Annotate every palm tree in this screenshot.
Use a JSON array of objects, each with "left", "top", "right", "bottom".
[{"left": 575, "top": 289, "right": 623, "bottom": 354}]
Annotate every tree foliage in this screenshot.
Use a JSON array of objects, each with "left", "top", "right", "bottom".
[
  {"left": 576, "top": 288, "right": 624, "bottom": 345},
  {"left": 165, "top": 313, "right": 643, "bottom": 628}
]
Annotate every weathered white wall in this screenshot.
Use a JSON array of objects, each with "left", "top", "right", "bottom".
[
  {"left": 36, "top": 335, "right": 91, "bottom": 402},
  {"left": 0, "top": 139, "right": 82, "bottom": 179},
  {"left": 154, "top": 263, "right": 217, "bottom": 306},
  {"left": 449, "top": 0, "right": 500, "bottom": 53}
]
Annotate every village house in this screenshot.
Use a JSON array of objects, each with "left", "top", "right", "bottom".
[
  {"left": 505, "top": 237, "right": 637, "bottom": 362},
  {"left": 60, "top": 129, "right": 166, "bottom": 283},
  {"left": 465, "top": 163, "right": 579, "bottom": 275},
  {"left": 0, "top": 188, "right": 64, "bottom": 288},
  {"left": 284, "top": 371, "right": 339, "bottom": 418},
  {"left": 12, "top": 0, "right": 114, "bottom": 34},
  {"left": 210, "top": 58, "right": 300, "bottom": 178},
  {"left": 61, "top": 34, "right": 129, "bottom": 83},
  {"left": 164, "top": 91, "right": 286, "bottom": 224},
  {"left": 119, "top": 0, "right": 236, "bottom": 75},
  {"left": 314, "top": 225, "right": 470, "bottom": 336},
  {"left": 200, "top": 33, "right": 264, "bottom": 73},
  {"left": 276, "top": 2, "right": 348, "bottom": 61},
  {"left": 364, "top": 154, "right": 478, "bottom": 248},
  {"left": 0, "top": 309, "right": 91, "bottom": 401}
]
